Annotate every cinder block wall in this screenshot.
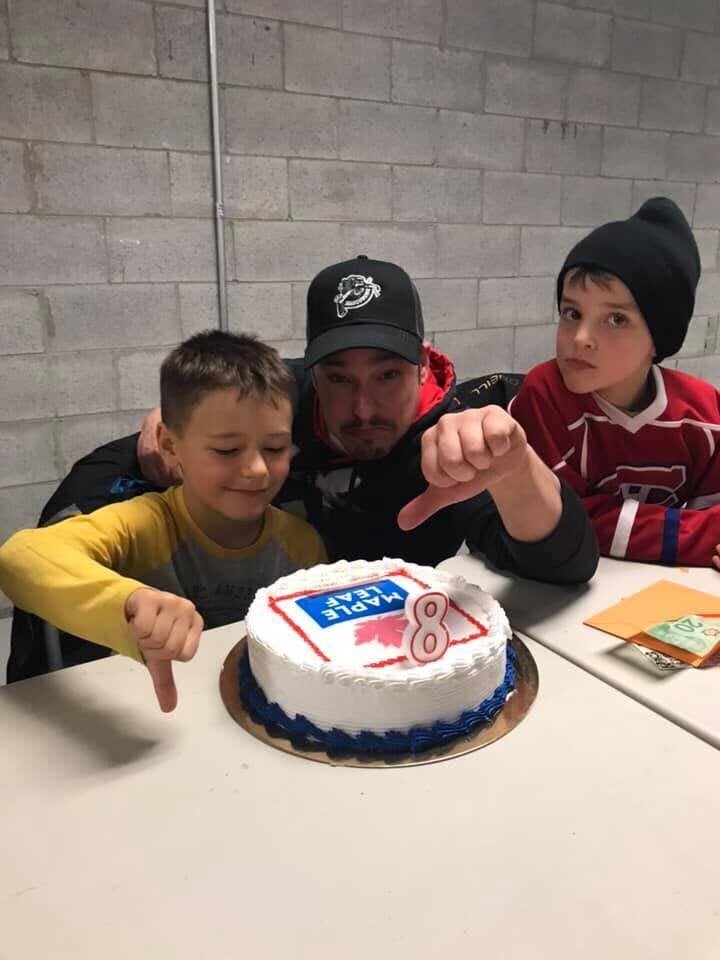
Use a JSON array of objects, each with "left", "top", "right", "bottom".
[{"left": 1, "top": 0, "right": 720, "bottom": 606}]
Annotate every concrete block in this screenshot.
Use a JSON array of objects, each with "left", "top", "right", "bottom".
[
  {"left": 477, "top": 277, "right": 555, "bottom": 327},
  {"left": 118, "top": 349, "right": 167, "bottom": 410},
  {"left": 0, "top": 140, "right": 30, "bottom": 213},
  {"left": 611, "top": 19, "right": 682, "bottom": 79},
  {"left": 0, "top": 358, "right": 48, "bottom": 428},
  {"left": 338, "top": 101, "right": 436, "bottom": 164},
  {"left": 0, "top": 289, "right": 45, "bottom": 354},
  {"left": 677, "top": 316, "right": 711, "bottom": 358},
  {"left": 483, "top": 173, "right": 562, "bottom": 226},
  {"left": 446, "top": 0, "right": 534, "bottom": 57},
  {"left": 695, "top": 185, "right": 720, "bottom": 229},
  {"left": 47, "top": 285, "right": 181, "bottom": 352},
  {"left": 0, "top": 63, "right": 91, "bottom": 141},
  {"left": 227, "top": 282, "right": 293, "bottom": 339},
  {"left": 413, "top": 279, "right": 478, "bottom": 332},
  {"left": 93, "top": 75, "right": 210, "bottom": 150},
  {"left": 157, "top": 7, "right": 282, "bottom": 88},
  {"left": 534, "top": 3, "right": 611, "bottom": 67},
  {"left": 632, "top": 181, "right": 695, "bottom": 222},
  {"left": 108, "top": 218, "right": 215, "bottom": 283},
  {"left": 10, "top": 0, "right": 155, "bottom": 74},
  {"left": 344, "top": 0, "right": 440, "bottom": 42},
  {"left": 640, "top": 78, "right": 705, "bottom": 133},
  {"left": 695, "top": 272, "right": 720, "bottom": 317},
  {"left": 692, "top": 229, "right": 719, "bottom": 270},
  {"left": 340, "top": 223, "right": 436, "bottom": 277},
  {"left": 437, "top": 225, "right": 519, "bottom": 278},
  {"left": 567, "top": 68, "right": 640, "bottom": 126},
  {"left": 57, "top": 411, "right": 147, "bottom": 475},
  {"left": 707, "top": 89, "right": 720, "bottom": 135},
  {"left": 225, "top": 88, "right": 336, "bottom": 158},
  {"left": 438, "top": 111, "right": 524, "bottom": 171},
  {"left": 289, "top": 160, "right": 391, "bottom": 221},
  {"left": 269, "top": 339, "right": 306, "bottom": 358},
  {"left": 233, "top": 221, "right": 343, "bottom": 280},
  {"left": 285, "top": 23, "right": 390, "bottom": 100},
  {"left": 225, "top": 0, "right": 341, "bottom": 27},
  {"left": 32, "top": 143, "right": 171, "bottom": 216},
  {"left": 514, "top": 323, "right": 556, "bottom": 373},
  {"left": 577, "top": 0, "right": 649, "bottom": 13},
  {"left": 601, "top": 128, "right": 668, "bottom": 179},
  {"left": 526, "top": 120, "right": 602, "bottom": 176},
  {"left": 667, "top": 134, "right": 720, "bottom": 184},
  {"left": 392, "top": 41, "right": 483, "bottom": 112},
  {"left": 0, "top": 422, "right": 58, "bottom": 487},
  {"left": 178, "top": 284, "right": 218, "bottom": 337},
  {"left": 170, "top": 153, "right": 288, "bottom": 219},
  {"left": 0, "top": 482, "right": 58, "bottom": 548},
  {"left": 562, "top": 176, "right": 632, "bottom": 226},
  {"left": 393, "top": 166, "right": 482, "bottom": 223},
  {"left": 675, "top": 355, "right": 720, "bottom": 386},
  {"left": 50, "top": 352, "right": 117, "bottom": 416},
  {"left": 291, "top": 282, "right": 309, "bottom": 339},
  {"left": 650, "top": 0, "right": 719, "bottom": 32},
  {"left": 0, "top": 215, "right": 106, "bottom": 285},
  {"left": 520, "top": 226, "right": 587, "bottom": 277},
  {"left": 0, "top": 6, "right": 7, "bottom": 60},
  {"left": 485, "top": 57, "right": 567, "bottom": 121},
  {"left": 681, "top": 33, "right": 720, "bottom": 86},
  {"left": 434, "top": 327, "right": 514, "bottom": 380}
]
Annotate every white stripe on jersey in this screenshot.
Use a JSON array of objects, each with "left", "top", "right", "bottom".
[
  {"left": 686, "top": 492, "right": 720, "bottom": 509},
  {"left": 609, "top": 498, "right": 640, "bottom": 558}
]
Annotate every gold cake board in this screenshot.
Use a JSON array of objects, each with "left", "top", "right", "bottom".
[{"left": 219, "top": 633, "right": 538, "bottom": 769}]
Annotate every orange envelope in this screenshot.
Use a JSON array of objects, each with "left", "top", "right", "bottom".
[{"left": 584, "top": 579, "right": 720, "bottom": 643}]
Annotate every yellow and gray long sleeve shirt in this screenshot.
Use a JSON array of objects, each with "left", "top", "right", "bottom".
[{"left": 0, "top": 485, "right": 326, "bottom": 661}]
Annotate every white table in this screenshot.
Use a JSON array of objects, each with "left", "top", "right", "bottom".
[
  {"left": 440, "top": 555, "right": 720, "bottom": 749},
  {"left": 1, "top": 625, "right": 719, "bottom": 959}
]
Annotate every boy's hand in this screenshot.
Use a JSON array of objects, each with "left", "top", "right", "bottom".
[
  {"left": 713, "top": 546, "right": 720, "bottom": 571},
  {"left": 136, "top": 408, "right": 181, "bottom": 487},
  {"left": 397, "top": 407, "right": 531, "bottom": 529},
  {"left": 125, "top": 588, "right": 204, "bottom": 713}
]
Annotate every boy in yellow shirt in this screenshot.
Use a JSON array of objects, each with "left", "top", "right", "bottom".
[{"left": 0, "top": 331, "right": 326, "bottom": 712}]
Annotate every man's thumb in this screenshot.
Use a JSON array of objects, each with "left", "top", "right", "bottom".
[
  {"left": 397, "top": 486, "right": 452, "bottom": 531},
  {"left": 146, "top": 660, "right": 178, "bottom": 713}
]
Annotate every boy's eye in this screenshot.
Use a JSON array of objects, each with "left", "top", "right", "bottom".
[
  {"left": 607, "top": 313, "right": 628, "bottom": 328},
  {"left": 559, "top": 307, "right": 579, "bottom": 322},
  {"left": 264, "top": 446, "right": 289, "bottom": 454},
  {"left": 213, "top": 448, "right": 237, "bottom": 456}
]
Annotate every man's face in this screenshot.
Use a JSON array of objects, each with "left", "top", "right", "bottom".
[{"left": 313, "top": 348, "right": 426, "bottom": 460}]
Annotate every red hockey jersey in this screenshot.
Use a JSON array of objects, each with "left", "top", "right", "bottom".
[{"left": 509, "top": 360, "right": 720, "bottom": 567}]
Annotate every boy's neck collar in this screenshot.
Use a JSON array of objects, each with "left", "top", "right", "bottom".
[{"left": 592, "top": 366, "right": 667, "bottom": 434}]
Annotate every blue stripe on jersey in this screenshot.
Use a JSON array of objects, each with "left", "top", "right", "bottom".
[{"left": 661, "top": 508, "right": 680, "bottom": 565}]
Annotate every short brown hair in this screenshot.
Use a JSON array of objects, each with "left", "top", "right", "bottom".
[{"left": 160, "top": 330, "right": 296, "bottom": 434}]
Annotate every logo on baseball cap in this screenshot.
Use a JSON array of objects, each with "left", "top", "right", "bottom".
[{"left": 304, "top": 256, "right": 424, "bottom": 368}]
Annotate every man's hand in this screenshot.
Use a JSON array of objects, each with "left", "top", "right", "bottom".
[
  {"left": 125, "top": 588, "right": 204, "bottom": 712},
  {"left": 136, "top": 408, "right": 180, "bottom": 487},
  {"left": 397, "top": 406, "right": 561, "bottom": 542}
]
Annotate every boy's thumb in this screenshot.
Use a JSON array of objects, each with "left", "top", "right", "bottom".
[{"left": 146, "top": 660, "right": 178, "bottom": 713}]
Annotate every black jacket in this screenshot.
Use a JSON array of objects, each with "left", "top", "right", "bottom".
[{"left": 280, "top": 352, "right": 598, "bottom": 584}]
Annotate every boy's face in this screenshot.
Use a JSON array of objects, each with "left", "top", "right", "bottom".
[
  {"left": 160, "top": 388, "right": 293, "bottom": 527},
  {"left": 556, "top": 271, "right": 655, "bottom": 409},
  {"left": 312, "top": 347, "right": 427, "bottom": 460}
]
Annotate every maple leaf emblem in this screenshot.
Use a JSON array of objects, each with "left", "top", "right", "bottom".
[{"left": 354, "top": 614, "right": 407, "bottom": 648}]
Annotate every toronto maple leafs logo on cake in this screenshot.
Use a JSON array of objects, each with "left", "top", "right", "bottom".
[{"left": 334, "top": 274, "right": 381, "bottom": 318}]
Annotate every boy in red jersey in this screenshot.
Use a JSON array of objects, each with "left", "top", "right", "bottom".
[{"left": 509, "top": 197, "right": 720, "bottom": 569}]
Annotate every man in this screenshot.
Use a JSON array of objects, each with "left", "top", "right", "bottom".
[{"left": 140, "top": 255, "right": 598, "bottom": 584}]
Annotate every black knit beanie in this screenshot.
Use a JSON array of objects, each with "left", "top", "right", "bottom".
[{"left": 557, "top": 197, "right": 701, "bottom": 361}]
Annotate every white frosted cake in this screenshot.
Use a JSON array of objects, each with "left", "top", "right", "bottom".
[{"left": 241, "top": 558, "right": 515, "bottom": 754}]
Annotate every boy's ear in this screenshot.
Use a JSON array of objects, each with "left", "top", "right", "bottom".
[{"left": 157, "top": 421, "right": 180, "bottom": 467}]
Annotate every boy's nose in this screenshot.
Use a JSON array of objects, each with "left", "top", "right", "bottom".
[
  {"left": 574, "top": 323, "right": 595, "bottom": 349},
  {"left": 240, "top": 450, "right": 269, "bottom": 479}
]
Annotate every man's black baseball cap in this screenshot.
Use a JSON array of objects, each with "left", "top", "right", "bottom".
[{"left": 304, "top": 255, "right": 425, "bottom": 369}]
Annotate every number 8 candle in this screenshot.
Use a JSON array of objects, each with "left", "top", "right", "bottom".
[{"left": 403, "top": 588, "right": 451, "bottom": 664}]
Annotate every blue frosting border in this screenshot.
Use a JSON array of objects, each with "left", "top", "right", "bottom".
[{"left": 238, "top": 643, "right": 517, "bottom": 756}]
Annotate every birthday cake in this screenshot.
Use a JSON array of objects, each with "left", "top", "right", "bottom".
[{"left": 241, "top": 558, "right": 516, "bottom": 755}]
